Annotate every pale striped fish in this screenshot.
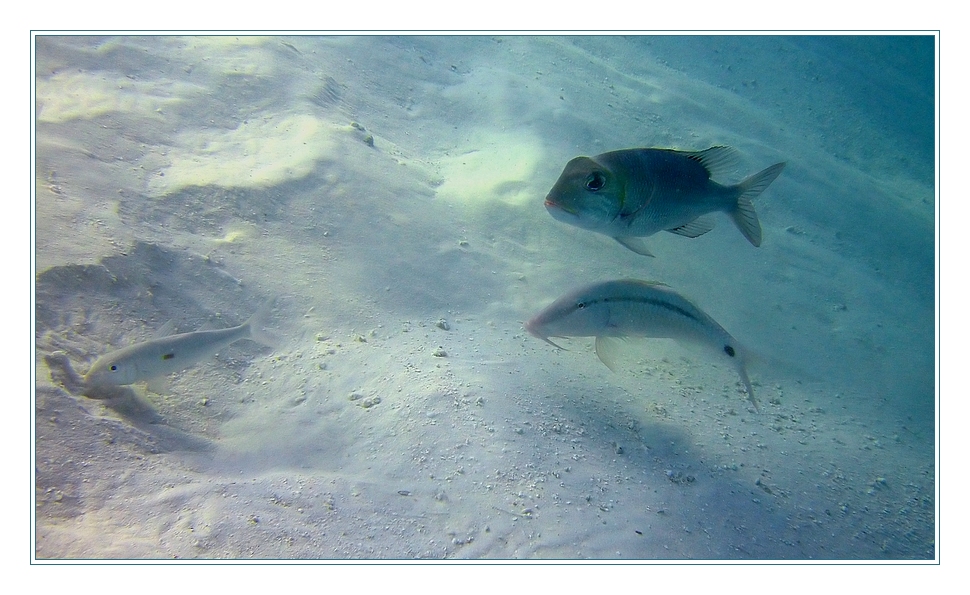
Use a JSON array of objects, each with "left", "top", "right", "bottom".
[
  {"left": 84, "top": 300, "right": 277, "bottom": 392},
  {"left": 526, "top": 279, "right": 758, "bottom": 410}
]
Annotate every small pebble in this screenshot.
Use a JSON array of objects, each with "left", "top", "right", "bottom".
[{"left": 360, "top": 396, "right": 381, "bottom": 408}]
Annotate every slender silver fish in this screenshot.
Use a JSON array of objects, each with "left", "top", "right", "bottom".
[
  {"left": 84, "top": 301, "right": 277, "bottom": 391},
  {"left": 526, "top": 279, "right": 758, "bottom": 410},
  {"left": 544, "top": 146, "right": 786, "bottom": 256}
]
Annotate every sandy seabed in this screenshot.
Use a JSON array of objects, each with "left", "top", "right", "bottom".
[{"left": 33, "top": 35, "right": 936, "bottom": 560}]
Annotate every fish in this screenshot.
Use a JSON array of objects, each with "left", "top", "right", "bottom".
[
  {"left": 525, "top": 279, "right": 758, "bottom": 411},
  {"left": 83, "top": 300, "right": 277, "bottom": 392},
  {"left": 544, "top": 146, "right": 786, "bottom": 256}
]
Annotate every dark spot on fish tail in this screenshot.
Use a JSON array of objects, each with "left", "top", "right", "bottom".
[
  {"left": 162, "top": 353, "right": 175, "bottom": 360},
  {"left": 724, "top": 345, "right": 735, "bottom": 357},
  {"left": 585, "top": 171, "right": 606, "bottom": 191}
]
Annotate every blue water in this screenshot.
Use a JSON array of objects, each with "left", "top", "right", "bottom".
[{"left": 33, "top": 34, "right": 937, "bottom": 561}]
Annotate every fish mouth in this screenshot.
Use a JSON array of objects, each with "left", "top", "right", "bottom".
[
  {"left": 524, "top": 319, "right": 567, "bottom": 350},
  {"left": 544, "top": 198, "right": 576, "bottom": 217},
  {"left": 524, "top": 317, "right": 541, "bottom": 337}
]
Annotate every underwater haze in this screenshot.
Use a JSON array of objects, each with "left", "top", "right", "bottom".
[{"left": 33, "top": 34, "right": 936, "bottom": 560}]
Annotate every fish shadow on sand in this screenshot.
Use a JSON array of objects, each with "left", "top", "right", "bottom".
[
  {"left": 43, "top": 351, "right": 213, "bottom": 453},
  {"left": 101, "top": 392, "right": 215, "bottom": 454}
]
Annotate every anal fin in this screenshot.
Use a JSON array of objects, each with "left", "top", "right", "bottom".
[
  {"left": 613, "top": 236, "right": 654, "bottom": 257},
  {"left": 594, "top": 336, "right": 628, "bottom": 372}
]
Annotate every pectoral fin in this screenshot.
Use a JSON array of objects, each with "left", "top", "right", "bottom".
[
  {"left": 146, "top": 375, "right": 172, "bottom": 394},
  {"left": 613, "top": 237, "right": 654, "bottom": 257}
]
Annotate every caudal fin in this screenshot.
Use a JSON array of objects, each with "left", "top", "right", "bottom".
[
  {"left": 730, "top": 162, "right": 786, "bottom": 247},
  {"left": 736, "top": 362, "right": 759, "bottom": 413},
  {"left": 244, "top": 298, "right": 281, "bottom": 349}
]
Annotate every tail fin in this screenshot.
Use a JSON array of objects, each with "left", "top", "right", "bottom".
[
  {"left": 730, "top": 162, "right": 786, "bottom": 247},
  {"left": 736, "top": 360, "right": 759, "bottom": 413},
  {"left": 244, "top": 298, "right": 281, "bottom": 349}
]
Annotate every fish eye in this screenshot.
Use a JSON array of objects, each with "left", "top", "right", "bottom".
[
  {"left": 585, "top": 171, "right": 606, "bottom": 191},
  {"left": 724, "top": 345, "right": 736, "bottom": 357},
  {"left": 109, "top": 364, "right": 118, "bottom": 371},
  {"left": 576, "top": 301, "right": 587, "bottom": 309}
]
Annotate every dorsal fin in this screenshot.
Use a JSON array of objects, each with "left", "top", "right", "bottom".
[
  {"left": 684, "top": 146, "right": 740, "bottom": 179},
  {"left": 153, "top": 320, "right": 177, "bottom": 339}
]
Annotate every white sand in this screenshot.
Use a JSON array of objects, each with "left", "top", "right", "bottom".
[{"left": 33, "top": 35, "right": 935, "bottom": 560}]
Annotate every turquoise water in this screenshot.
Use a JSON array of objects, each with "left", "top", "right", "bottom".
[{"left": 34, "top": 35, "right": 936, "bottom": 560}]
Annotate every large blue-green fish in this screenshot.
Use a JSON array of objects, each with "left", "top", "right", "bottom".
[
  {"left": 526, "top": 279, "right": 758, "bottom": 411},
  {"left": 544, "top": 146, "right": 785, "bottom": 256}
]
